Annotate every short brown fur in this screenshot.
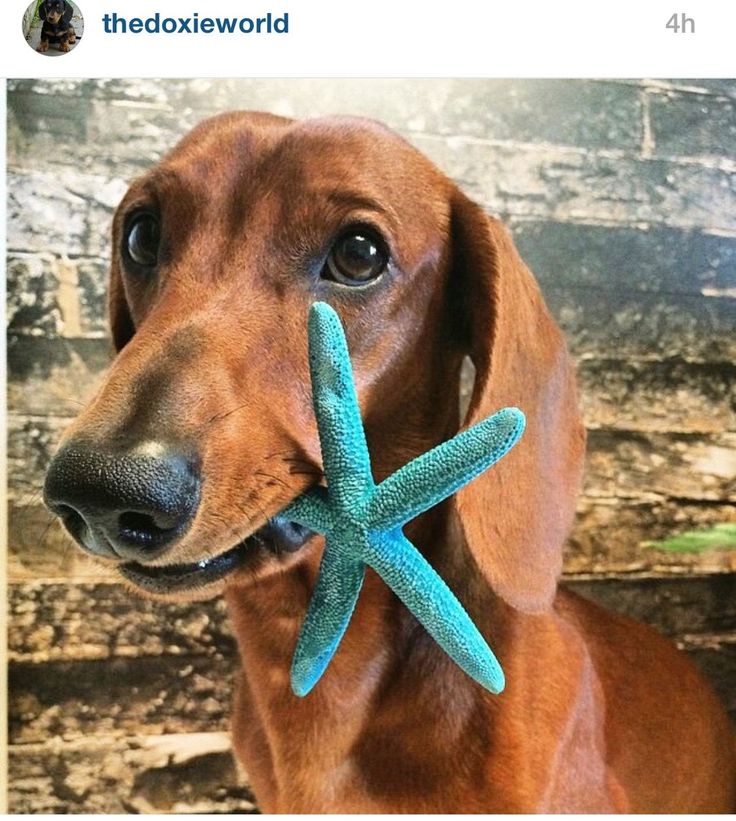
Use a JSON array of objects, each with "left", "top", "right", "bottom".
[{"left": 53, "top": 112, "right": 735, "bottom": 812}]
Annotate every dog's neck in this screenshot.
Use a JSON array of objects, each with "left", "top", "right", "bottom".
[
  {"left": 224, "top": 499, "right": 520, "bottom": 811},
  {"left": 223, "top": 356, "right": 588, "bottom": 811},
  {"left": 225, "top": 356, "right": 505, "bottom": 810}
]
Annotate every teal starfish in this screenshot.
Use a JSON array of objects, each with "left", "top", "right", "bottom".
[{"left": 283, "top": 303, "right": 525, "bottom": 697}]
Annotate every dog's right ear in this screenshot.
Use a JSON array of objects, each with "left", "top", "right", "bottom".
[
  {"left": 447, "top": 189, "right": 586, "bottom": 614},
  {"left": 108, "top": 221, "right": 135, "bottom": 351},
  {"left": 38, "top": 3, "right": 47, "bottom": 20}
]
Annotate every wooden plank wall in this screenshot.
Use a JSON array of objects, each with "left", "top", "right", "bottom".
[{"left": 7, "top": 79, "right": 736, "bottom": 812}]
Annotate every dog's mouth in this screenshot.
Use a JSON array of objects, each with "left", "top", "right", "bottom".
[{"left": 119, "top": 516, "right": 313, "bottom": 594}]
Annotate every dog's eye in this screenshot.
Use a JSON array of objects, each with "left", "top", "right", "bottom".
[
  {"left": 324, "top": 230, "right": 388, "bottom": 286},
  {"left": 125, "top": 212, "right": 160, "bottom": 269}
]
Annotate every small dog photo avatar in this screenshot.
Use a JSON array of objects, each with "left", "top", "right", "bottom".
[{"left": 22, "top": 0, "right": 83, "bottom": 54}]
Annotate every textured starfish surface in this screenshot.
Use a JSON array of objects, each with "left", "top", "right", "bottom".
[{"left": 283, "top": 302, "right": 526, "bottom": 697}]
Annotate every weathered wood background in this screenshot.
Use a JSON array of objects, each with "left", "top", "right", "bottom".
[{"left": 7, "top": 79, "right": 736, "bottom": 813}]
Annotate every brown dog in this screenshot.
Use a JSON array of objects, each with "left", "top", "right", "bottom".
[{"left": 43, "top": 112, "right": 735, "bottom": 812}]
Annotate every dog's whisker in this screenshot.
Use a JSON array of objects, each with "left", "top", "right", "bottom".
[
  {"left": 38, "top": 514, "right": 58, "bottom": 548},
  {"left": 253, "top": 470, "right": 295, "bottom": 494},
  {"left": 12, "top": 490, "right": 53, "bottom": 554},
  {"left": 278, "top": 455, "right": 316, "bottom": 464},
  {"left": 15, "top": 487, "right": 45, "bottom": 509},
  {"left": 264, "top": 448, "right": 313, "bottom": 461},
  {"left": 198, "top": 402, "right": 252, "bottom": 433},
  {"left": 287, "top": 467, "right": 322, "bottom": 478}
]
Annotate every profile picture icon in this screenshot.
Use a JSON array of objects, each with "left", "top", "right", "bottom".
[{"left": 23, "top": 0, "right": 83, "bottom": 54}]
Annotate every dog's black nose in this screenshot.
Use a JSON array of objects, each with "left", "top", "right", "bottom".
[{"left": 43, "top": 440, "right": 201, "bottom": 562}]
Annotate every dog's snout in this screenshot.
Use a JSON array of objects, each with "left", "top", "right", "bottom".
[{"left": 44, "top": 440, "right": 201, "bottom": 562}]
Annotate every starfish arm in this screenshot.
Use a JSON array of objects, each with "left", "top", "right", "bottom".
[
  {"left": 369, "top": 407, "right": 525, "bottom": 531},
  {"left": 281, "top": 487, "right": 334, "bottom": 534},
  {"left": 290, "top": 539, "right": 366, "bottom": 697},
  {"left": 308, "top": 303, "right": 374, "bottom": 508},
  {"left": 363, "top": 531, "right": 505, "bottom": 694}
]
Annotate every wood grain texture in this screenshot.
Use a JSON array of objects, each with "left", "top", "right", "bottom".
[
  {"left": 7, "top": 577, "right": 735, "bottom": 812},
  {"left": 9, "top": 732, "right": 257, "bottom": 814},
  {"left": 7, "top": 78, "right": 735, "bottom": 813}
]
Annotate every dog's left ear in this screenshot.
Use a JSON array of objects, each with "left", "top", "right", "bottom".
[
  {"left": 448, "top": 189, "right": 586, "bottom": 614},
  {"left": 62, "top": 2, "right": 73, "bottom": 24},
  {"left": 108, "top": 219, "right": 136, "bottom": 352}
]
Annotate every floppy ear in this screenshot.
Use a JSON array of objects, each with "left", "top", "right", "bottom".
[
  {"left": 62, "top": 2, "right": 73, "bottom": 25},
  {"left": 108, "top": 266, "right": 135, "bottom": 352},
  {"left": 449, "top": 190, "right": 586, "bottom": 614},
  {"left": 107, "top": 267, "right": 135, "bottom": 353},
  {"left": 108, "top": 220, "right": 135, "bottom": 351},
  {"left": 38, "top": 4, "right": 47, "bottom": 21}
]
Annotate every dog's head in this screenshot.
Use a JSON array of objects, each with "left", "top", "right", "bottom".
[
  {"left": 40, "top": 0, "right": 70, "bottom": 25},
  {"left": 44, "top": 112, "right": 585, "bottom": 612}
]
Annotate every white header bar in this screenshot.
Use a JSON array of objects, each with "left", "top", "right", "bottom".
[{"left": 6, "top": 0, "right": 736, "bottom": 79}]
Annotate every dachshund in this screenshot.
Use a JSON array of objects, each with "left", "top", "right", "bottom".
[
  {"left": 37, "top": 0, "right": 76, "bottom": 52},
  {"left": 43, "top": 112, "right": 735, "bottom": 812}
]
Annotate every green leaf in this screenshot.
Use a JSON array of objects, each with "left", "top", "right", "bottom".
[{"left": 644, "top": 523, "right": 736, "bottom": 554}]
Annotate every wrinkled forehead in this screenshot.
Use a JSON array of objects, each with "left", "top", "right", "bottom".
[
  {"left": 270, "top": 117, "right": 447, "bottom": 194},
  {"left": 123, "top": 114, "right": 450, "bottom": 233}
]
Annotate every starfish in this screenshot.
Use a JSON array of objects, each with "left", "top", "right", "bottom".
[{"left": 283, "top": 302, "right": 525, "bottom": 697}]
